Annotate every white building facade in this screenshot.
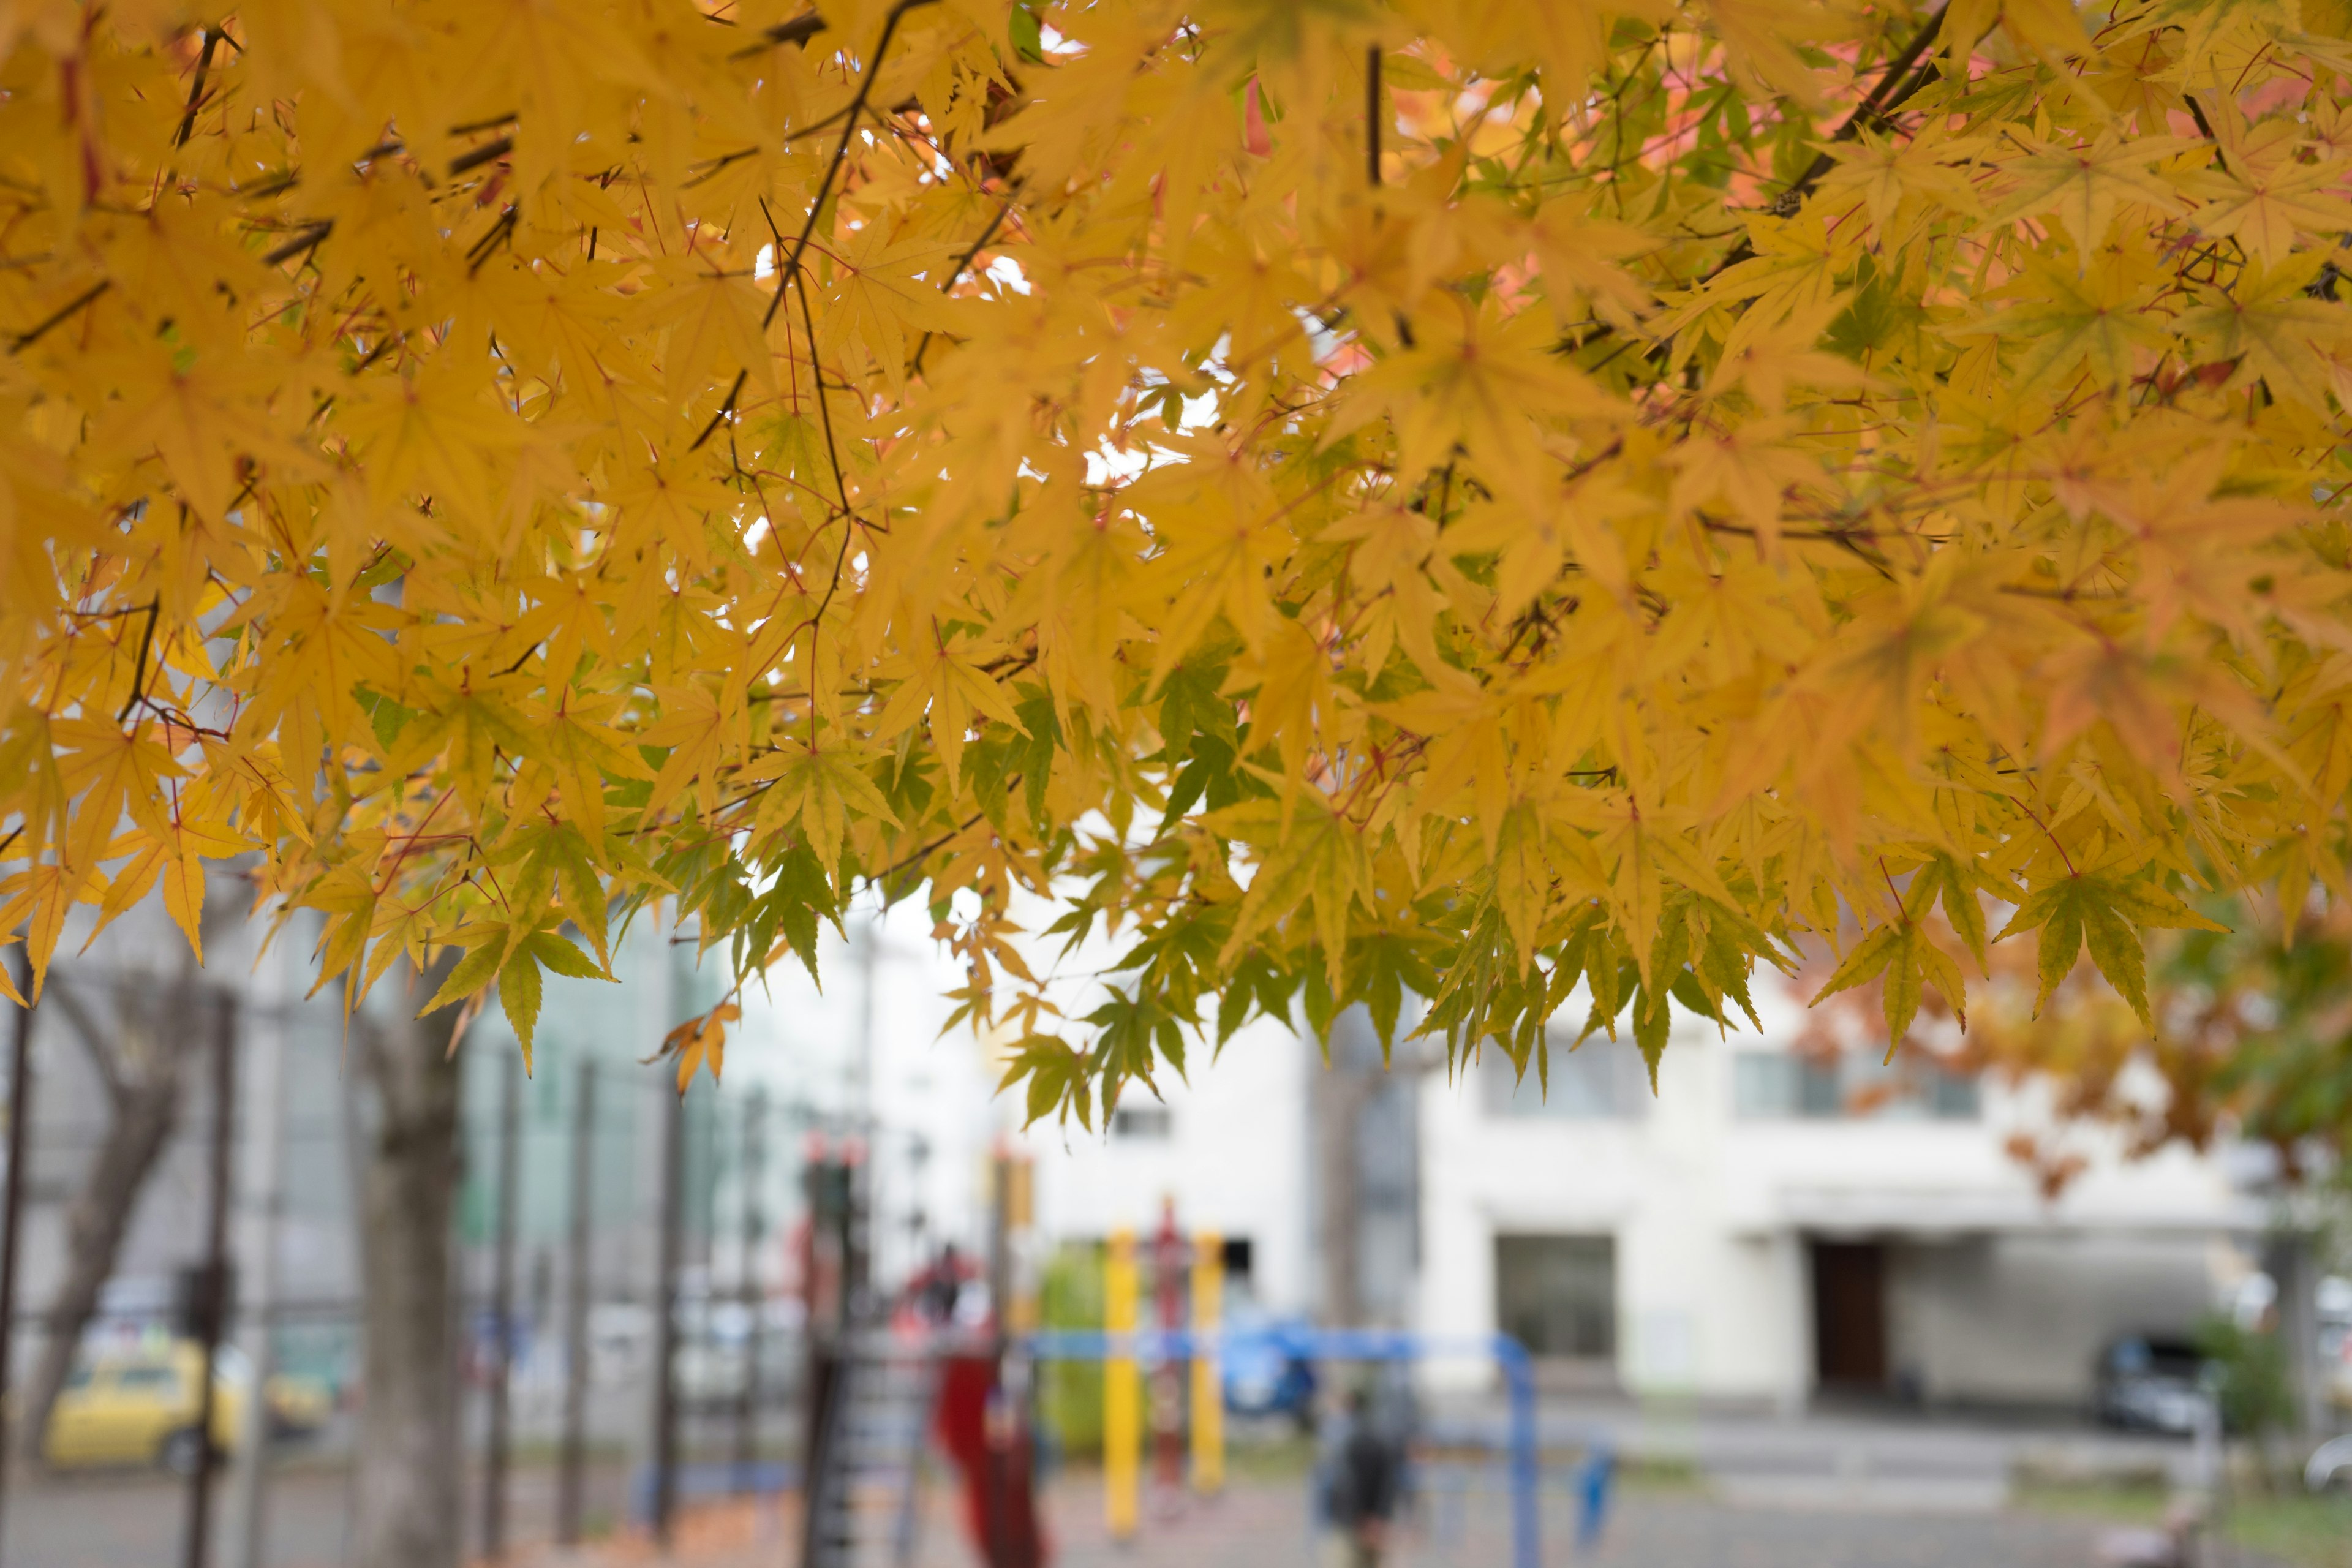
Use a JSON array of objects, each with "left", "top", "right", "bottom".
[{"left": 1019, "top": 995, "right": 2255, "bottom": 1411}]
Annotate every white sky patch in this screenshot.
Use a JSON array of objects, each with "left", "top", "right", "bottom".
[
  {"left": 1302, "top": 306, "right": 1351, "bottom": 365},
  {"left": 986, "top": 255, "right": 1031, "bottom": 295},
  {"left": 1084, "top": 441, "right": 1152, "bottom": 488}
]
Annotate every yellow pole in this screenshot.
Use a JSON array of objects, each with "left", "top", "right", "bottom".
[
  {"left": 1191, "top": 1230, "right": 1223, "bottom": 1495},
  {"left": 1104, "top": 1229, "right": 1140, "bottom": 1542}
]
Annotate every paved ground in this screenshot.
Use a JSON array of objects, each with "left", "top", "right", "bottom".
[
  {"left": 475, "top": 1480, "right": 2165, "bottom": 1568},
  {"left": 3, "top": 1398, "right": 2308, "bottom": 1568},
  {"left": 4, "top": 1456, "right": 640, "bottom": 1567},
  {"left": 0, "top": 1463, "right": 2238, "bottom": 1568}
]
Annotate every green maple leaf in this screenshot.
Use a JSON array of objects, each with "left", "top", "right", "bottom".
[
  {"left": 1996, "top": 868, "right": 2228, "bottom": 1029},
  {"left": 998, "top": 1033, "right": 1095, "bottom": 1130},
  {"left": 1814, "top": 870, "right": 1971, "bottom": 1054}
]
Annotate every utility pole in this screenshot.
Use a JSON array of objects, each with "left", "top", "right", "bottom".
[
  {"left": 851, "top": 917, "right": 876, "bottom": 1297},
  {"left": 481, "top": 1049, "right": 521, "bottom": 1559},
  {"left": 0, "top": 944, "right": 36, "bottom": 1559},
  {"left": 650, "top": 1072, "right": 685, "bottom": 1549},
  {"left": 184, "top": 990, "right": 237, "bottom": 1568},
  {"left": 731, "top": 1087, "right": 766, "bottom": 1488},
  {"left": 554, "top": 1060, "right": 595, "bottom": 1546},
  {"left": 230, "top": 922, "right": 292, "bottom": 1568}
]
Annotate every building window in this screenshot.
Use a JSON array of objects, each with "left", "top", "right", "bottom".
[
  {"left": 1480, "top": 1035, "right": 1646, "bottom": 1119},
  {"left": 1110, "top": 1106, "right": 1172, "bottom": 1140},
  {"left": 1495, "top": 1234, "right": 1616, "bottom": 1360},
  {"left": 1732, "top": 1050, "right": 1978, "bottom": 1120}
]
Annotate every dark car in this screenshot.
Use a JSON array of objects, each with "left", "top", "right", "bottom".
[{"left": 2094, "top": 1335, "right": 2209, "bottom": 1434}]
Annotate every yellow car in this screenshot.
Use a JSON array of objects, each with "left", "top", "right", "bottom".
[{"left": 44, "top": 1343, "right": 328, "bottom": 1472}]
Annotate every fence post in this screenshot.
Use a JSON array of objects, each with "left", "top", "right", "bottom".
[
  {"left": 0, "top": 946, "right": 36, "bottom": 1561},
  {"left": 555, "top": 1060, "right": 595, "bottom": 1545},
  {"left": 229, "top": 928, "right": 292, "bottom": 1568},
  {"left": 650, "top": 1074, "right": 684, "bottom": 1548},
  {"left": 731, "top": 1087, "right": 766, "bottom": 1488},
  {"left": 1103, "top": 1231, "right": 1139, "bottom": 1544},
  {"left": 481, "top": 1049, "right": 521, "bottom": 1559},
  {"left": 184, "top": 990, "right": 237, "bottom": 1568},
  {"left": 1494, "top": 1334, "right": 1540, "bottom": 1568}
]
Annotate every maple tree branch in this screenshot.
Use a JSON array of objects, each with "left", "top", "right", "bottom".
[
  {"left": 7, "top": 280, "right": 110, "bottom": 353},
  {"left": 448, "top": 135, "right": 514, "bottom": 177},
  {"left": 1817, "top": 9, "right": 1948, "bottom": 170},
  {"left": 1366, "top": 45, "right": 1382, "bottom": 188},
  {"left": 117, "top": 598, "right": 162, "bottom": 722},
  {"left": 874, "top": 812, "right": 987, "bottom": 887},
  {"left": 794, "top": 279, "right": 855, "bottom": 527},
  {"left": 1564, "top": 4, "right": 1950, "bottom": 363},
  {"left": 731, "top": 10, "right": 827, "bottom": 60},
  {"left": 264, "top": 222, "right": 331, "bottom": 266},
  {"left": 690, "top": 369, "right": 750, "bottom": 451},
  {"left": 763, "top": 0, "right": 940, "bottom": 328},
  {"left": 175, "top": 28, "right": 221, "bottom": 149},
  {"left": 908, "top": 194, "right": 1014, "bottom": 375},
  {"left": 466, "top": 208, "right": 518, "bottom": 274}
]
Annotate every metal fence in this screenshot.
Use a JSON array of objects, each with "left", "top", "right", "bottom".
[{"left": 0, "top": 957, "right": 880, "bottom": 1568}]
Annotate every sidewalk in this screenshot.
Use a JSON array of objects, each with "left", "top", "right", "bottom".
[
  {"left": 494, "top": 1476, "right": 2182, "bottom": 1568},
  {"left": 1428, "top": 1393, "right": 2198, "bottom": 1513}
]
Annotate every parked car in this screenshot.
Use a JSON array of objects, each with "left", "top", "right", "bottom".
[
  {"left": 44, "top": 1341, "right": 329, "bottom": 1472},
  {"left": 2092, "top": 1335, "right": 2209, "bottom": 1434}
]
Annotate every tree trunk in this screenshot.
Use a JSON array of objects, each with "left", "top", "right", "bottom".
[
  {"left": 21, "top": 970, "right": 203, "bottom": 1455},
  {"left": 350, "top": 954, "right": 465, "bottom": 1568},
  {"left": 21, "top": 867, "right": 257, "bottom": 1454},
  {"left": 21, "top": 1049, "right": 184, "bottom": 1452}
]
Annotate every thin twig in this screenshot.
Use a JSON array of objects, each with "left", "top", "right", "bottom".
[
  {"left": 690, "top": 370, "right": 751, "bottom": 451},
  {"left": 1712, "top": 4, "right": 1950, "bottom": 271},
  {"left": 908, "top": 194, "right": 1014, "bottom": 375},
  {"left": 175, "top": 29, "right": 221, "bottom": 149},
  {"left": 264, "top": 223, "right": 331, "bottom": 266},
  {"left": 734, "top": 10, "right": 828, "bottom": 59},
  {"left": 7, "top": 281, "right": 110, "bottom": 353},
  {"left": 466, "top": 208, "right": 518, "bottom": 274},
  {"left": 448, "top": 136, "right": 513, "bottom": 177},
  {"left": 763, "top": 0, "right": 941, "bottom": 328},
  {"left": 118, "top": 599, "right": 162, "bottom": 722},
  {"left": 1562, "top": 5, "right": 1949, "bottom": 359}
]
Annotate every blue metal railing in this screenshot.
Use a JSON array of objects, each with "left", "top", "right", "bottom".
[{"left": 1024, "top": 1327, "right": 1607, "bottom": 1568}]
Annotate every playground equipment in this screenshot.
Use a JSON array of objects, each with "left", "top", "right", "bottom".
[
  {"left": 1027, "top": 1321, "right": 1605, "bottom": 1568},
  {"left": 1191, "top": 1230, "right": 1223, "bottom": 1496},
  {"left": 1101, "top": 1232, "right": 1140, "bottom": 1540}
]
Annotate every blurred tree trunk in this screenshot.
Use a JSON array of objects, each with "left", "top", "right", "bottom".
[
  {"left": 350, "top": 951, "right": 465, "bottom": 1568},
  {"left": 20, "top": 870, "right": 247, "bottom": 1457},
  {"left": 20, "top": 973, "right": 197, "bottom": 1453}
]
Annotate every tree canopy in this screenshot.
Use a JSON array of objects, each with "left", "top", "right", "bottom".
[{"left": 7, "top": 0, "right": 2352, "bottom": 1120}]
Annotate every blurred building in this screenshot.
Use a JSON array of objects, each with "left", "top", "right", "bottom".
[
  {"left": 1016, "top": 993, "right": 2260, "bottom": 1414},
  {"left": 9, "top": 887, "right": 2272, "bottom": 1420}
]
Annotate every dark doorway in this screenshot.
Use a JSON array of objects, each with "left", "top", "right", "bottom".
[{"left": 1811, "top": 1240, "right": 1888, "bottom": 1389}]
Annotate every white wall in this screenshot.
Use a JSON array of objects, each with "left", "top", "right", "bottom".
[
  {"left": 1017, "top": 1015, "right": 1313, "bottom": 1314},
  {"left": 1414, "top": 995, "right": 2247, "bottom": 1406},
  {"left": 1417, "top": 1020, "right": 1805, "bottom": 1401},
  {"left": 1894, "top": 1232, "right": 2219, "bottom": 1404}
]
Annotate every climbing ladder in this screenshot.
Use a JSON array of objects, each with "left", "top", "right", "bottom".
[{"left": 802, "top": 1332, "right": 940, "bottom": 1568}]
